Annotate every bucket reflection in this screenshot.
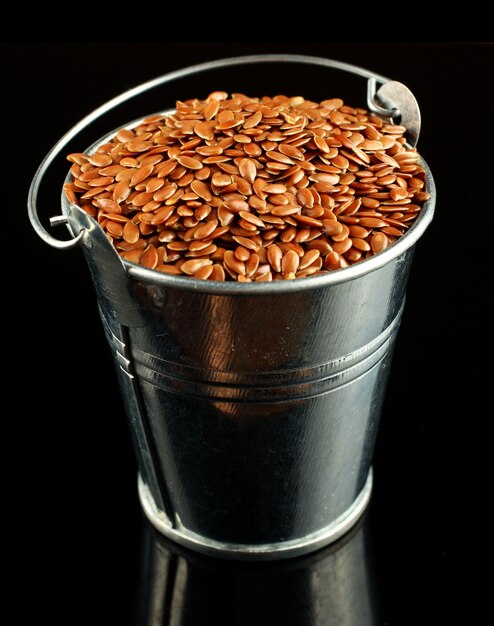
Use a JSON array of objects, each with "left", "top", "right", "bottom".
[{"left": 134, "top": 513, "right": 380, "bottom": 626}]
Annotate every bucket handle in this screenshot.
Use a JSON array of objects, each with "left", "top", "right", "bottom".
[{"left": 28, "top": 53, "right": 416, "bottom": 250}]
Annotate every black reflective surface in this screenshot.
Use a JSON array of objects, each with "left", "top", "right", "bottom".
[
  {"left": 6, "top": 41, "right": 493, "bottom": 625},
  {"left": 135, "top": 513, "right": 380, "bottom": 625}
]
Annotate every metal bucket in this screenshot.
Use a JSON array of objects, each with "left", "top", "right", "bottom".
[{"left": 28, "top": 54, "right": 435, "bottom": 560}]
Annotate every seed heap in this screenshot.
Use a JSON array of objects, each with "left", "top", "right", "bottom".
[{"left": 65, "top": 92, "right": 429, "bottom": 281}]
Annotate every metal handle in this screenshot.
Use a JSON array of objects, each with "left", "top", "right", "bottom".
[{"left": 28, "top": 53, "right": 403, "bottom": 250}]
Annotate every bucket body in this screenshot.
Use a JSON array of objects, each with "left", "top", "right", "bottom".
[
  {"left": 110, "top": 255, "right": 402, "bottom": 553},
  {"left": 28, "top": 54, "right": 436, "bottom": 560},
  {"left": 63, "top": 175, "right": 431, "bottom": 558}
]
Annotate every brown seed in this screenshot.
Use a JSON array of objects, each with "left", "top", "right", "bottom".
[
  {"left": 224, "top": 197, "right": 249, "bottom": 213},
  {"left": 296, "top": 188, "right": 314, "bottom": 208},
  {"left": 313, "top": 181, "right": 338, "bottom": 194},
  {"left": 382, "top": 226, "right": 404, "bottom": 237},
  {"left": 314, "top": 136, "right": 330, "bottom": 153},
  {"left": 361, "top": 197, "right": 380, "bottom": 209},
  {"left": 322, "top": 98, "right": 344, "bottom": 111},
  {"left": 358, "top": 217, "right": 388, "bottom": 228},
  {"left": 266, "top": 150, "right": 295, "bottom": 165},
  {"left": 198, "top": 246, "right": 219, "bottom": 264},
  {"left": 116, "top": 128, "right": 134, "bottom": 143},
  {"left": 278, "top": 143, "right": 304, "bottom": 159},
  {"left": 375, "top": 151, "right": 400, "bottom": 168},
  {"left": 243, "top": 110, "right": 263, "bottom": 129},
  {"left": 239, "top": 211, "right": 265, "bottom": 227},
  {"left": 235, "top": 246, "right": 251, "bottom": 262},
  {"left": 167, "top": 241, "right": 189, "bottom": 252},
  {"left": 294, "top": 227, "right": 311, "bottom": 243},
  {"left": 256, "top": 270, "right": 273, "bottom": 282},
  {"left": 378, "top": 174, "right": 397, "bottom": 186},
  {"left": 233, "top": 175, "right": 252, "bottom": 196},
  {"left": 267, "top": 244, "right": 283, "bottom": 273},
  {"left": 293, "top": 214, "right": 323, "bottom": 227},
  {"left": 97, "top": 198, "right": 121, "bottom": 214},
  {"left": 122, "top": 220, "right": 140, "bottom": 244},
  {"left": 207, "top": 264, "right": 225, "bottom": 281},
  {"left": 262, "top": 215, "right": 285, "bottom": 226},
  {"left": 190, "top": 179, "right": 212, "bottom": 202},
  {"left": 164, "top": 189, "right": 184, "bottom": 205},
  {"left": 370, "top": 232, "right": 388, "bottom": 253},
  {"left": 153, "top": 183, "right": 178, "bottom": 202},
  {"left": 218, "top": 109, "right": 234, "bottom": 124},
  {"left": 237, "top": 219, "right": 259, "bottom": 233},
  {"left": 106, "top": 220, "right": 124, "bottom": 238},
  {"left": 232, "top": 235, "right": 259, "bottom": 251},
  {"left": 87, "top": 176, "right": 113, "bottom": 188},
  {"left": 332, "top": 223, "right": 350, "bottom": 242},
  {"left": 307, "top": 239, "right": 333, "bottom": 255},
  {"left": 177, "top": 172, "right": 195, "bottom": 188},
  {"left": 154, "top": 160, "right": 177, "bottom": 178},
  {"left": 132, "top": 191, "right": 154, "bottom": 207},
  {"left": 351, "top": 237, "right": 371, "bottom": 252},
  {"left": 188, "top": 240, "right": 211, "bottom": 253},
  {"left": 97, "top": 164, "right": 123, "bottom": 177},
  {"left": 390, "top": 187, "right": 409, "bottom": 201},
  {"left": 194, "top": 204, "right": 212, "bottom": 221},
  {"left": 140, "top": 244, "right": 159, "bottom": 269},
  {"left": 299, "top": 249, "right": 320, "bottom": 270},
  {"left": 194, "top": 264, "right": 214, "bottom": 280},
  {"left": 239, "top": 158, "right": 257, "bottom": 184},
  {"left": 224, "top": 250, "right": 246, "bottom": 275},
  {"left": 361, "top": 140, "right": 383, "bottom": 151},
  {"left": 345, "top": 248, "right": 363, "bottom": 262},
  {"left": 181, "top": 258, "right": 212, "bottom": 275},
  {"left": 67, "top": 152, "right": 89, "bottom": 165},
  {"left": 245, "top": 253, "right": 260, "bottom": 277},
  {"left": 244, "top": 143, "right": 262, "bottom": 157},
  {"left": 88, "top": 153, "right": 113, "bottom": 167},
  {"left": 79, "top": 187, "right": 102, "bottom": 199},
  {"left": 217, "top": 205, "right": 235, "bottom": 226},
  {"left": 414, "top": 191, "right": 430, "bottom": 202},
  {"left": 348, "top": 225, "right": 369, "bottom": 238},
  {"left": 120, "top": 157, "right": 139, "bottom": 168},
  {"left": 269, "top": 205, "right": 299, "bottom": 217},
  {"left": 116, "top": 235, "right": 147, "bottom": 251},
  {"left": 195, "top": 121, "right": 214, "bottom": 141},
  {"left": 126, "top": 138, "right": 151, "bottom": 153},
  {"left": 212, "top": 172, "right": 233, "bottom": 187},
  {"left": 113, "top": 180, "right": 131, "bottom": 204},
  {"left": 332, "top": 238, "right": 353, "bottom": 254},
  {"left": 146, "top": 177, "right": 164, "bottom": 193},
  {"left": 121, "top": 249, "right": 143, "bottom": 264},
  {"left": 264, "top": 183, "right": 287, "bottom": 194},
  {"left": 176, "top": 154, "right": 203, "bottom": 170},
  {"left": 194, "top": 220, "right": 218, "bottom": 239},
  {"left": 325, "top": 250, "right": 341, "bottom": 270},
  {"left": 281, "top": 250, "right": 300, "bottom": 278},
  {"left": 203, "top": 99, "right": 220, "bottom": 120},
  {"left": 320, "top": 220, "right": 343, "bottom": 236}
]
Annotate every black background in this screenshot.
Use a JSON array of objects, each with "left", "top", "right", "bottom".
[{"left": 5, "top": 42, "right": 493, "bottom": 625}]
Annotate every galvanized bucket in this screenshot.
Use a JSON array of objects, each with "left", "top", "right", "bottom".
[{"left": 28, "top": 54, "right": 435, "bottom": 560}]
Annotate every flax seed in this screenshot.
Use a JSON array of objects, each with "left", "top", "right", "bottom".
[{"left": 66, "top": 90, "right": 428, "bottom": 280}]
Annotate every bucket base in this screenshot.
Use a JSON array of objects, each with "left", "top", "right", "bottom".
[{"left": 138, "top": 470, "right": 373, "bottom": 561}]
